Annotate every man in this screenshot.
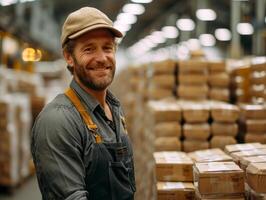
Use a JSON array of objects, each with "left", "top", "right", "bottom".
[{"left": 31, "top": 7, "right": 136, "bottom": 200}]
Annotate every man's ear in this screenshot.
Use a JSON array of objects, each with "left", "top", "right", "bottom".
[{"left": 63, "top": 50, "right": 74, "bottom": 67}]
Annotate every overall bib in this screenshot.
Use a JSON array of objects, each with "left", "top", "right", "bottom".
[{"left": 65, "top": 88, "right": 136, "bottom": 200}]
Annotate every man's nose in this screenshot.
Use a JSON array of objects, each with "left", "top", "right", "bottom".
[{"left": 95, "top": 50, "right": 108, "bottom": 63}]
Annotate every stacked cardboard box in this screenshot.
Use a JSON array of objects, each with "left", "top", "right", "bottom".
[
  {"left": 178, "top": 60, "right": 209, "bottom": 100},
  {"left": 0, "top": 94, "right": 32, "bottom": 187},
  {"left": 249, "top": 57, "right": 266, "bottom": 103},
  {"left": 210, "top": 102, "right": 239, "bottom": 149},
  {"left": 239, "top": 104, "right": 266, "bottom": 144},
  {"left": 147, "top": 60, "right": 176, "bottom": 100},
  {"left": 180, "top": 101, "right": 210, "bottom": 152},
  {"left": 208, "top": 60, "right": 230, "bottom": 102},
  {"left": 154, "top": 151, "right": 195, "bottom": 200},
  {"left": 193, "top": 162, "right": 245, "bottom": 199}
]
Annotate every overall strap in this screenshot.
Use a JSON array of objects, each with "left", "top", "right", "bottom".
[{"left": 65, "top": 88, "right": 102, "bottom": 143}]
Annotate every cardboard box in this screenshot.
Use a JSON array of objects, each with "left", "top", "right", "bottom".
[
  {"left": 178, "top": 74, "right": 208, "bottom": 85},
  {"left": 195, "top": 188, "right": 245, "bottom": 199},
  {"left": 183, "top": 123, "right": 210, "bottom": 140},
  {"left": 183, "top": 140, "right": 209, "bottom": 153},
  {"left": 181, "top": 104, "right": 210, "bottom": 123},
  {"left": 210, "top": 136, "right": 237, "bottom": 150},
  {"left": 211, "top": 122, "right": 238, "bottom": 137},
  {"left": 246, "top": 162, "right": 266, "bottom": 193},
  {"left": 157, "top": 182, "right": 195, "bottom": 200},
  {"left": 231, "top": 149, "right": 266, "bottom": 164},
  {"left": 155, "top": 122, "right": 181, "bottom": 138},
  {"left": 179, "top": 60, "right": 208, "bottom": 74},
  {"left": 188, "top": 148, "right": 233, "bottom": 163},
  {"left": 250, "top": 57, "right": 266, "bottom": 72},
  {"left": 208, "top": 73, "right": 230, "bottom": 87},
  {"left": 245, "top": 120, "right": 266, "bottom": 133},
  {"left": 193, "top": 162, "right": 244, "bottom": 195},
  {"left": 150, "top": 74, "right": 175, "bottom": 89},
  {"left": 155, "top": 137, "right": 181, "bottom": 151},
  {"left": 178, "top": 84, "right": 208, "bottom": 100},
  {"left": 147, "top": 87, "right": 173, "bottom": 100},
  {"left": 154, "top": 151, "right": 194, "bottom": 181},
  {"left": 151, "top": 59, "right": 176, "bottom": 75},
  {"left": 147, "top": 101, "right": 181, "bottom": 122},
  {"left": 211, "top": 103, "right": 239, "bottom": 123},
  {"left": 239, "top": 155, "right": 266, "bottom": 171},
  {"left": 208, "top": 88, "right": 230, "bottom": 102},
  {"left": 224, "top": 143, "right": 265, "bottom": 154},
  {"left": 245, "top": 133, "right": 266, "bottom": 144},
  {"left": 208, "top": 60, "right": 226, "bottom": 73}
]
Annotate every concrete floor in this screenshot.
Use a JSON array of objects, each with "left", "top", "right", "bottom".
[{"left": 0, "top": 176, "right": 41, "bottom": 200}]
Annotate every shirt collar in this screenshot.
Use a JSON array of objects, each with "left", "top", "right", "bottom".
[{"left": 70, "top": 79, "right": 120, "bottom": 112}]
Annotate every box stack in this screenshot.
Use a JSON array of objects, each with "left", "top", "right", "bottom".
[
  {"left": 208, "top": 60, "right": 231, "bottom": 102},
  {"left": 180, "top": 101, "right": 210, "bottom": 152},
  {"left": 147, "top": 60, "right": 176, "bottom": 100},
  {"left": 193, "top": 162, "right": 245, "bottom": 199},
  {"left": 239, "top": 104, "right": 266, "bottom": 144},
  {"left": 178, "top": 60, "right": 208, "bottom": 100},
  {"left": 154, "top": 151, "right": 195, "bottom": 200},
  {"left": 210, "top": 102, "right": 239, "bottom": 149},
  {"left": 0, "top": 94, "right": 32, "bottom": 187},
  {"left": 249, "top": 57, "right": 266, "bottom": 104}
]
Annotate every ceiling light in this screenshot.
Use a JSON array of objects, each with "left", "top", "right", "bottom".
[
  {"left": 162, "top": 26, "right": 179, "bottom": 39},
  {"left": 2, "top": 37, "right": 19, "bottom": 55},
  {"left": 196, "top": 9, "right": 216, "bottom": 21},
  {"left": 131, "top": 0, "right": 152, "bottom": 3},
  {"left": 149, "top": 31, "right": 166, "bottom": 44},
  {"left": 176, "top": 18, "right": 195, "bottom": 31},
  {"left": 113, "top": 22, "right": 131, "bottom": 32},
  {"left": 199, "top": 34, "right": 216, "bottom": 46},
  {"left": 236, "top": 23, "right": 254, "bottom": 35},
  {"left": 117, "top": 13, "right": 137, "bottom": 25},
  {"left": 0, "top": 0, "right": 17, "bottom": 6},
  {"left": 215, "top": 28, "right": 232, "bottom": 41},
  {"left": 122, "top": 3, "right": 145, "bottom": 15}
]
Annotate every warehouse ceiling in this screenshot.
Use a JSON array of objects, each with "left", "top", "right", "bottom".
[{"left": 0, "top": 0, "right": 262, "bottom": 55}]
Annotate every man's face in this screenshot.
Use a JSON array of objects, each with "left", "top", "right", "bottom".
[{"left": 71, "top": 29, "right": 116, "bottom": 91}]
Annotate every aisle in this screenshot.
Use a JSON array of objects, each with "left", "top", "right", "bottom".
[{"left": 0, "top": 176, "right": 41, "bottom": 200}]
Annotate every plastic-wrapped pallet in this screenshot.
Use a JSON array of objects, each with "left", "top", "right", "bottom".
[
  {"left": 210, "top": 102, "right": 239, "bottom": 149},
  {"left": 193, "top": 162, "right": 245, "bottom": 199}
]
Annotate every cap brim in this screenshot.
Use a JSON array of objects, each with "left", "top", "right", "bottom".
[{"left": 69, "top": 24, "right": 123, "bottom": 39}]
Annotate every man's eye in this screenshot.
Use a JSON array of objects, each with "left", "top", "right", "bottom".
[{"left": 104, "top": 46, "right": 114, "bottom": 51}]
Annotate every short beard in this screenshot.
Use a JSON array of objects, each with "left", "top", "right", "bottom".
[{"left": 72, "top": 56, "right": 115, "bottom": 91}]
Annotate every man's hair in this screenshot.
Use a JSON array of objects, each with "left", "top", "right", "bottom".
[{"left": 63, "top": 39, "right": 76, "bottom": 74}]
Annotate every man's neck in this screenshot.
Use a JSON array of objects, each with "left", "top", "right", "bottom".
[{"left": 75, "top": 77, "right": 107, "bottom": 108}]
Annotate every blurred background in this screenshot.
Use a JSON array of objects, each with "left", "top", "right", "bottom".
[{"left": 0, "top": 0, "right": 265, "bottom": 199}]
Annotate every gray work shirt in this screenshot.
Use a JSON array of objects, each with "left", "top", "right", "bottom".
[{"left": 31, "top": 79, "right": 127, "bottom": 200}]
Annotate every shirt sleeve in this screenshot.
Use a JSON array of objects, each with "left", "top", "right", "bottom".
[{"left": 31, "top": 105, "right": 88, "bottom": 200}]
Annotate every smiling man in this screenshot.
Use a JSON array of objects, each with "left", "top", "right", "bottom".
[{"left": 31, "top": 7, "right": 136, "bottom": 200}]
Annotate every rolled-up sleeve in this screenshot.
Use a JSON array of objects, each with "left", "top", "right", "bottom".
[{"left": 31, "top": 105, "right": 88, "bottom": 200}]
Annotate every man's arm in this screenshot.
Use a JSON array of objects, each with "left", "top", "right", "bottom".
[{"left": 31, "top": 106, "right": 88, "bottom": 200}]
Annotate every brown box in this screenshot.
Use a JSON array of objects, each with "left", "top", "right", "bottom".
[
  {"left": 147, "top": 101, "right": 181, "bottom": 122},
  {"left": 239, "top": 155, "right": 266, "bottom": 171},
  {"left": 178, "top": 84, "right": 208, "bottom": 100},
  {"left": 193, "top": 162, "right": 245, "bottom": 195},
  {"left": 150, "top": 74, "right": 175, "bottom": 89},
  {"left": 188, "top": 148, "right": 233, "bottom": 163},
  {"left": 183, "top": 123, "right": 210, "bottom": 140},
  {"left": 245, "top": 120, "right": 266, "bottom": 132},
  {"left": 151, "top": 59, "right": 176, "bottom": 75},
  {"left": 245, "top": 133, "right": 266, "bottom": 144},
  {"left": 208, "top": 73, "right": 230, "bottom": 87},
  {"left": 147, "top": 87, "right": 173, "bottom": 100},
  {"left": 181, "top": 104, "right": 210, "bottom": 123},
  {"left": 155, "top": 122, "right": 181, "bottom": 138},
  {"left": 250, "top": 57, "right": 266, "bottom": 72},
  {"left": 208, "top": 60, "right": 226, "bottom": 73},
  {"left": 155, "top": 137, "right": 181, "bottom": 151},
  {"left": 178, "top": 74, "right": 208, "bottom": 85},
  {"left": 208, "top": 88, "right": 230, "bottom": 102},
  {"left": 182, "top": 140, "right": 209, "bottom": 153},
  {"left": 179, "top": 60, "right": 208, "bottom": 74},
  {"left": 210, "top": 136, "right": 237, "bottom": 150},
  {"left": 157, "top": 182, "right": 195, "bottom": 200},
  {"left": 224, "top": 143, "right": 265, "bottom": 154},
  {"left": 211, "top": 103, "right": 239, "bottom": 123},
  {"left": 246, "top": 162, "right": 266, "bottom": 193},
  {"left": 231, "top": 149, "right": 266, "bottom": 164},
  {"left": 154, "top": 151, "right": 194, "bottom": 182},
  {"left": 195, "top": 188, "right": 245, "bottom": 199},
  {"left": 211, "top": 122, "right": 238, "bottom": 137}
]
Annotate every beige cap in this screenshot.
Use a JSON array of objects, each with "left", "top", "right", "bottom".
[{"left": 61, "top": 7, "right": 123, "bottom": 46}]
